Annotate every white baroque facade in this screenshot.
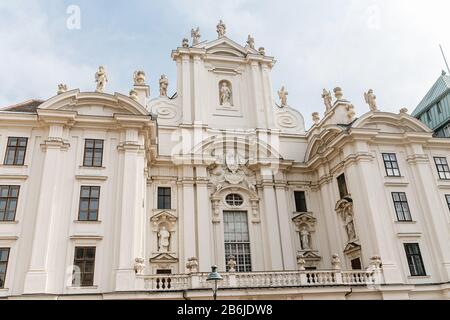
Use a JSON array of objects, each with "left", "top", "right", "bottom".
[{"left": 1, "top": 23, "right": 450, "bottom": 300}]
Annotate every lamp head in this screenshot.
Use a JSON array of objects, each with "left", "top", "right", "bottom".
[{"left": 206, "top": 265, "right": 223, "bottom": 282}]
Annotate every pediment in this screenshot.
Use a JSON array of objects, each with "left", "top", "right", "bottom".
[
  {"left": 299, "top": 251, "right": 322, "bottom": 261},
  {"left": 151, "top": 210, "right": 177, "bottom": 222},
  {"left": 149, "top": 253, "right": 178, "bottom": 263},
  {"left": 343, "top": 242, "right": 361, "bottom": 254},
  {"left": 352, "top": 111, "right": 433, "bottom": 134},
  {"left": 201, "top": 37, "right": 257, "bottom": 57}
]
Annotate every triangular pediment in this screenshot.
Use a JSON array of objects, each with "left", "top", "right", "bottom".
[
  {"left": 343, "top": 242, "right": 361, "bottom": 254},
  {"left": 149, "top": 253, "right": 178, "bottom": 263},
  {"left": 299, "top": 251, "right": 322, "bottom": 260},
  {"left": 150, "top": 210, "right": 177, "bottom": 222},
  {"left": 200, "top": 37, "right": 258, "bottom": 57}
]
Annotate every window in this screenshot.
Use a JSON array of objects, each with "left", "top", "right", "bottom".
[
  {"left": 224, "top": 211, "right": 251, "bottom": 272},
  {"left": 157, "top": 187, "right": 171, "bottom": 209},
  {"left": 225, "top": 194, "right": 244, "bottom": 207},
  {"left": 294, "top": 191, "right": 307, "bottom": 212},
  {"left": 83, "top": 139, "right": 104, "bottom": 167},
  {"left": 404, "top": 243, "right": 426, "bottom": 277},
  {"left": 437, "top": 101, "right": 443, "bottom": 114},
  {"left": 382, "top": 153, "right": 401, "bottom": 177},
  {"left": 0, "top": 186, "right": 20, "bottom": 222},
  {"left": 73, "top": 247, "right": 96, "bottom": 287},
  {"left": 0, "top": 248, "right": 9, "bottom": 289},
  {"left": 392, "top": 192, "right": 412, "bottom": 221},
  {"left": 446, "top": 195, "right": 450, "bottom": 211},
  {"left": 434, "top": 157, "right": 450, "bottom": 180},
  {"left": 351, "top": 258, "right": 362, "bottom": 270},
  {"left": 4, "top": 137, "right": 28, "bottom": 166},
  {"left": 78, "top": 186, "right": 100, "bottom": 221},
  {"left": 426, "top": 110, "right": 431, "bottom": 122},
  {"left": 337, "top": 174, "right": 349, "bottom": 199}
]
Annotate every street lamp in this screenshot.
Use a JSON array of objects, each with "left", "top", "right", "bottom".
[{"left": 206, "top": 265, "right": 223, "bottom": 300}]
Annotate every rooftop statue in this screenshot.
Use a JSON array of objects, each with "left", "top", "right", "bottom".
[
  {"left": 182, "top": 38, "right": 189, "bottom": 48},
  {"left": 216, "top": 20, "right": 226, "bottom": 38},
  {"left": 247, "top": 35, "right": 255, "bottom": 49},
  {"left": 95, "top": 66, "right": 107, "bottom": 93},
  {"left": 133, "top": 70, "right": 146, "bottom": 85},
  {"left": 159, "top": 75, "right": 169, "bottom": 97},
  {"left": 278, "top": 86, "right": 288, "bottom": 107},
  {"left": 364, "top": 89, "right": 378, "bottom": 111},
  {"left": 57, "top": 84, "right": 67, "bottom": 95},
  {"left": 191, "top": 27, "right": 201, "bottom": 45},
  {"left": 322, "top": 89, "right": 333, "bottom": 112}
]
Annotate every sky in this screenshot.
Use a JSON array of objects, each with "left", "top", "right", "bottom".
[{"left": 1, "top": 0, "right": 450, "bottom": 128}]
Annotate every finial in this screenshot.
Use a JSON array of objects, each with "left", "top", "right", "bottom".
[
  {"left": 400, "top": 107, "right": 408, "bottom": 114},
  {"left": 129, "top": 90, "right": 138, "bottom": 101},
  {"left": 182, "top": 38, "right": 189, "bottom": 48},
  {"left": 191, "top": 27, "right": 201, "bottom": 45},
  {"left": 333, "top": 87, "right": 343, "bottom": 100},
  {"left": 364, "top": 89, "right": 378, "bottom": 111},
  {"left": 133, "top": 70, "right": 146, "bottom": 85},
  {"left": 95, "top": 66, "right": 107, "bottom": 93},
  {"left": 216, "top": 20, "right": 226, "bottom": 38},
  {"left": 258, "top": 47, "right": 265, "bottom": 55},
  {"left": 57, "top": 84, "right": 68, "bottom": 95}
]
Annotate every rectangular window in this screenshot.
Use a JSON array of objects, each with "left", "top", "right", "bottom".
[
  {"left": 437, "top": 101, "right": 442, "bottom": 114},
  {"left": 351, "top": 258, "right": 362, "bottom": 270},
  {"left": 83, "top": 139, "right": 104, "bottom": 167},
  {"left": 392, "top": 192, "right": 412, "bottom": 221},
  {"left": 157, "top": 187, "right": 171, "bottom": 210},
  {"left": 426, "top": 110, "right": 431, "bottom": 122},
  {"left": 382, "top": 153, "right": 401, "bottom": 177},
  {"left": 294, "top": 191, "right": 307, "bottom": 212},
  {"left": 404, "top": 243, "right": 426, "bottom": 277},
  {"left": 446, "top": 195, "right": 450, "bottom": 211},
  {"left": 224, "top": 211, "right": 251, "bottom": 272},
  {"left": 0, "top": 248, "right": 10, "bottom": 289},
  {"left": 434, "top": 157, "right": 450, "bottom": 180},
  {"left": 78, "top": 186, "right": 100, "bottom": 221},
  {"left": 0, "top": 186, "right": 20, "bottom": 222},
  {"left": 337, "top": 174, "right": 349, "bottom": 199},
  {"left": 73, "top": 247, "right": 96, "bottom": 287},
  {"left": 4, "top": 137, "right": 28, "bottom": 166}
]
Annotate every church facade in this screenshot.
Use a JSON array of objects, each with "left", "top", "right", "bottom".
[{"left": 1, "top": 22, "right": 450, "bottom": 300}]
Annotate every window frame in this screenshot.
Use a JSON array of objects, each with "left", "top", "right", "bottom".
[
  {"left": 434, "top": 157, "right": 450, "bottom": 180},
  {"left": 3, "top": 137, "right": 28, "bottom": 166},
  {"left": 391, "top": 192, "right": 413, "bottom": 222},
  {"left": 73, "top": 246, "right": 96, "bottom": 287},
  {"left": 78, "top": 186, "right": 100, "bottom": 221},
  {"left": 225, "top": 193, "right": 244, "bottom": 207},
  {"left": 382, "top": 153, "right": 401, "bottom": 177},
  {"left": 294, "top": 191, "right": 308, "bottom": 212},
  {"left": 0, "top": 185, "right": 20, "bottom": 222},
  {"left": 0, "top": 248, "right": 10, "bottom": 289},
  {"left": 157, "top": 187, "right": 171, "bottom": 210},
  {"left": 404, "top": 243, "right": 426, "bottom": 277},
  {"left": 337, "top": 173, "right": 349, "bottom": 199},
  {"left": 82, "top": 139, "right": 104, "bottom": 168},
  {"left": 223, "top": 211, "right": 252, "bottom": 273}
]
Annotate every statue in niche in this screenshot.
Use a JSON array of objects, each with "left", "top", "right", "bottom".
[
  {"left": 159, "top": 75, "right": 169, "bottom": 97},
  {"left": 364, "top": 89, "right": 378, "bottom": 111},
  {"left": 216, "top": 19, "right": 226, "bottom": 37},
  {"left": 300, "top": 226, "right": 311, "bottom": 250},
  {"left": 247, "top": 35, "right": 255, "bottom": 49},
  {"left": 157, "top": 225, "right": 171, "bottom": 252},
  {"left": 95, "top": 66, "right": 107, "bottom": 93},
  {"left": 191, "top": 27, "right": 201, "bottom": 45},
  {"left": 322, "top": 88, "right": 333, "bottom": 112},
  {"left": 344, "top": 210, "right": 356, "bottom": 242},
  {"left": 278, "top": 86, "right": 288, "bottom": 107},
  {"left": 219, "top": 81, "right": 233, "bottom": 106}
]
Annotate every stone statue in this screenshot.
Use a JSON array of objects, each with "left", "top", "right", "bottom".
[
  {"left": 134, "top": 257, "right": 145, "bottom": 275},
  {"left": 258, "top": 47, "right": 265, "bottom": 55},
  {"left": 216, "top": 20, "right": 226, "bottom": 38},
  {"left": 332, "top": 254, "right": 341, "bottom": 270},
  {"left": 95, "top": 66, "right": 107, "bottom": 93},
  {"left": 322, "top": 89, "right": 333, "bottom": 112},
  {"left": 129, "top": 89, "right": 138, "bottom": 101},
  {"left": 220, "top": 81, "right": 232, "bottom": 106},
  {"left": 370, "top": 255, "right": 382, "bottom": 269},
  {"left": 57, "top": 84, "right": 68, "bottom": 95},
  {"left": 312, "top": 112, "right": 320, "bottom": 125},
  {"left": 344, "top": 211, "right": 356, "bottom": 242},
  {"left": 191, "top": 27, "right": 201, "bottom": 45},
  {"left": 227, "top": 255, "right": 237, "bottom": 272},
  {"left": 182, "top": 38, "right": 189, "bottom": 48},
  {"left": 278, "top": 86, "right": 288, "bottom": 107},
  {"left": 364, "top": 89, "right": 378, "bottom": 111},
  {"left": 247, "top": 35, "right": 255, "bottom": 49},
  {"left": 157, "top": 225, "right": 170, "bottom": 252},
  {"left": 333, "top": 87, "right": 343, "bottom": 100},
  {"left": 300, "top": 226, "right": 311, "bottom": 250},
  {"left": 399, "top": 107, "right": 408, "bottom": 114},
  {"left": 186, "top": 257, "right": 199, "bottom": 273},
  {"left": 159, "top": 75, "right": 169, "bottom": 97},
  {"left": 133, "top": 70, "right": 146, "bottom": 85},
  {"left": 347, "top": 104, "right": 356, "bottom": 121}
]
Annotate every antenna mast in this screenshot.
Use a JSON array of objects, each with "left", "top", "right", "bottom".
[{"left": 440, "top": 44, "right": 450, "bottom": 74}]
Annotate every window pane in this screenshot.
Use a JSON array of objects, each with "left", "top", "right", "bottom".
[
  {"left": 90, "top": 187, "right": 100, "bottom": 198},
  {"left": 85, "top": 140, "right": 94, "bottom": 148},
  {"left": 4, "top": 149, "right": 15, "bottom": 165}
]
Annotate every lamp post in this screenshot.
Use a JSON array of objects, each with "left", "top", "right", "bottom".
[{"left": 206, "top": 265, "right": 223, "bottom": 300}]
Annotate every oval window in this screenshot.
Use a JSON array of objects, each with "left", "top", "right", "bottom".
[{"left": 225, "top": 194, "right": 244, "bottom": 207}]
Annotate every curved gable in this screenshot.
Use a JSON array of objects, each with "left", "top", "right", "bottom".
[{"left": 352, "top": 111, "right": 433, "bottom": 134}]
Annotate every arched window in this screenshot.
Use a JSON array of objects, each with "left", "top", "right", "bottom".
[{"left": 225, "top": 193, "right": 244, "bottom": 207}]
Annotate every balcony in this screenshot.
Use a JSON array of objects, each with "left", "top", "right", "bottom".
[{"left": 136, "top": 269, "right": 384, "bottom": 292}]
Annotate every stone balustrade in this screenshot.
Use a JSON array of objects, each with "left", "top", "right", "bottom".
[{"left": 138, "top": 269, "right": 383, "bottom": 291}]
